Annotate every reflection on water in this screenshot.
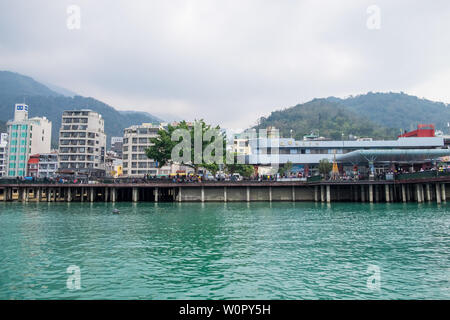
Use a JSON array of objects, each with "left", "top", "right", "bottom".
[{"left": 0, "top": 202, "right": 449, "bottom": 299}]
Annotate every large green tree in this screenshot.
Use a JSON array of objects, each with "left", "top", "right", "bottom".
[{"left": 146, "top": 120, "right": 225, "bottom": 174}]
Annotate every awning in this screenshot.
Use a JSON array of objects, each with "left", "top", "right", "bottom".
[{"left": 336, "top": 149, "right": 450, "bottom": 164}]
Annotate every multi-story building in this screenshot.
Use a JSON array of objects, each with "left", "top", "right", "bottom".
[
  {"left": 58, "top": 110, "right": 106, "bottom": 177},
  {"left": 110, "top": 136, "right": 123, "bottom": 158},
  {"left": 105, "top": 151, "right": 123, "bottom": 178},
  {"left": 248, "top": 134, "right": 449, "bottom": 176},
  {"left": 0, "top": 133, "right": 8, "bottom": 177},
  {"left": 122, "top": 123, "right": 163, "bottom": 177},
  {"left": 6, "top": 104, "right": 52, "bottom": 177},
  {"left": 27, "top": 152, "right": 59, "bottom": 178}
]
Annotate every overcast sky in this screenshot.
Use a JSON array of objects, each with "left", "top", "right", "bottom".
[{"left": 1, "top": 0, "right": 450, "bottom": 130}]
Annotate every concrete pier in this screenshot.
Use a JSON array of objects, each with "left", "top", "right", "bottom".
[{"left": 1, "top": 179, "right": 449, "bottom": 203}]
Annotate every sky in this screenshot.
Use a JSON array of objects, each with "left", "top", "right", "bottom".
[{"left": 1, "top": 0, "right": 450, "bottom": 131}]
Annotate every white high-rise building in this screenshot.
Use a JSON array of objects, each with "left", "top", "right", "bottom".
[
  {"left": 122, "top": 123, "right": 161, "bottom": 177},
  {"left": 58, "top": 110, "right": 106, "bottom": 176},
  {"left": 6, "top": 104, "right": 52, "bottom": 177}
]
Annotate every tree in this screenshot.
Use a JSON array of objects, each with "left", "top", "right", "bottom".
[
  {"left": 318, "top": 159, "right": 332, "bottom": 177},
  {"left": 145, "top": 120, "right": 226, "bottom": 174},
  {"left": 279, "top": 161, "right": 293, "bottom": 176},
  {"left": 224, "top": 153, "right": 255, "bottom": 178}
]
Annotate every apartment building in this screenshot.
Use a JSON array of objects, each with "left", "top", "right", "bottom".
[
  {"left": 6, "top": 104, "right": 52, "bottom": 177},
  {"left": 122, "top": 123, "right": 162, "bottom": 177},
  {"left": 110, "top": 136, "right": 123, "bottom": 158},
  {"left": 28, "top": 152, "right": 59, "bottom": 178},
  {"left": 0, "top": 133, "right": 8, "bottom": 177},
  {"left": 58, "top": 110, "right": 106, "bottom": 176}
]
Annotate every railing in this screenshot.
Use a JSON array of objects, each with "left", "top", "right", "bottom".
[{"left": 395, "top": 170, "right": 450, "bottom": 181}]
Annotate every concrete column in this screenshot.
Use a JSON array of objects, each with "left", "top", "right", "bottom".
[
  {"left": 420, "top": 184, "right": 425, "bottom": 203},
  {"left": 35, "top": 188, "right": 40, "bottom": 202},
  {"left": 154, "top": 187, "right": 159, "bottom": 202},
  {"left": 132, "top": 187, "right": 138, "bottom": 203},
  {"left": 223, "top": 187, "right": 227, "bottom": 203},
  {"left": 385, "top": 184, "right": 390, "bottom": 203},
  {"left": 67, "top": 188, "right": 72, "bottom": 202},
  {"left": 416, "top": 184, "right": 422, "bottom": 203},
  {"left": 361, "top": 185, "right": 365, "bottom": 202},
  {"left": 24, "top": 188, "right": 29, "bottom": 202},
  {"left": 80, "top": 188, "right": 84, "bottom": 202},
  {"left": 111, "top": 188, "right": 117, "bottom": 203},
  {"left": 179, "top": 186, "right": 182, "bottom": 202},
  {"left": 89, "top": 188, "right": 94, "bottom": 202},
  {"left": 246, "top": 186, "right": 250, "bottom": 202},
  {"left": 401, "top": 184, "right": 406, "bottom": 203},
  {"left": 369, "top": 184, "right": 374, "bottom": 203},
  {"left": 269, "top": 186, "right": 272, "bottom": 202},
  {"left": 292, "top": 186, "right": 295, "bottom": 202},
  {"left": 406, "top": 184, "right": 411, "bottom": 202},
  {"left": 314, "top": 186, "right": 319, "bottom": 202},
  {"left": 201, "top": 186, "right": 205, "bottom": 202},
  {"left": 436, "top": 183, "right": 441, "bottom": 204},
  {"left": 375, "top": 185, "right": 380, "bottom": 202},
  {"left": 353, "top": 186, "right": 358, "bottom": 202},
  {"left": 326, "top": 185, "right": 331, "bottom": 203},
  {"left": 320, "top": 185, "right": 325, "bottom": 202},
  {"left": 2, "top": 188, "right": 7, "bottom": 202},
  {"left": 104, "top": 188, "right": 109, "bottom": 202},
  {"left": 426, "top": 184, "right": 431, "bottom": 202},
  {"left": 47, "top": 188, "right": 51, "bottom": 202},
  {"left": 441, "top": 183, "right": 446, "bottom": 202}
]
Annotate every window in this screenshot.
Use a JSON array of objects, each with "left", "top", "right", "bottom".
[
  {"left": 21, "top": 125, "right": 27, "bottom": 130},
  {"left": 9, "top": 155, "right": 16, "bottom": 161},
  {"left": 21, "top": 132, "right": 27, "bottom": 138},
  {"left": 20, "top": 140, "right": 26, "bottom": 145},
  {"left": 9, "top": 163, "right": 16, "bottom": 168},
  {"left": 9, "top": 170, "right": 15, "bottom": 176},
  {"left": 20, "top": 147, "right": 26, "bottom": 153}
]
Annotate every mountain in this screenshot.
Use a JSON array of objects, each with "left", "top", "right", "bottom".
[
  {"left": 255, "top": 92, "right": 450, "bottom": 140},
  {"left": 0, "top": 71, "right": 162, "bottom": 146},
  {"left": 255, "top": 98, "right": 397, "bottom": 140},
  {"left": 0, "top": 120, "right": 6, "bottom": 133},
  {"left": 0, "top": 71, "right": 59, "bottom": 97},
  {"left": 41, "top": 81, "right": 77, "bottom": 97},
  {"left": 325, "top": 92, "right": 450, "bottom": 133}
]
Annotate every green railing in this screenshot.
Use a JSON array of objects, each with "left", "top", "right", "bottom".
[
  {"left": 396, "top": 170, "right": 450, "bottom": 181},
  {"left": 307, "top": 175, "right": 322, "bottom": 182}
]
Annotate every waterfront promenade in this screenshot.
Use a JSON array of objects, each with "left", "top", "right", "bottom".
[{"left": 1, "top": 172, "right": 450, "bottom": 204}]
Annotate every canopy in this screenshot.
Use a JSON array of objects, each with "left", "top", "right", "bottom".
[{"left": 336, "top": 149, "right": 450, "bottom": 164}]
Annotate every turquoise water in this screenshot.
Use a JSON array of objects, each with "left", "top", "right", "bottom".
[{"left": 0, "top": 202, "right": 449, "bottom": 300}]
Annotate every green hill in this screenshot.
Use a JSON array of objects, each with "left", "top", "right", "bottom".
[
  {"left": 0, "top": 71, "right": 162, "bottom": 146},
  {"left": 326, "top": 92, "right": 450, "bottom": 133},
  {"left": 255, "top": 99, "right": 397, "bottom": 140}
]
